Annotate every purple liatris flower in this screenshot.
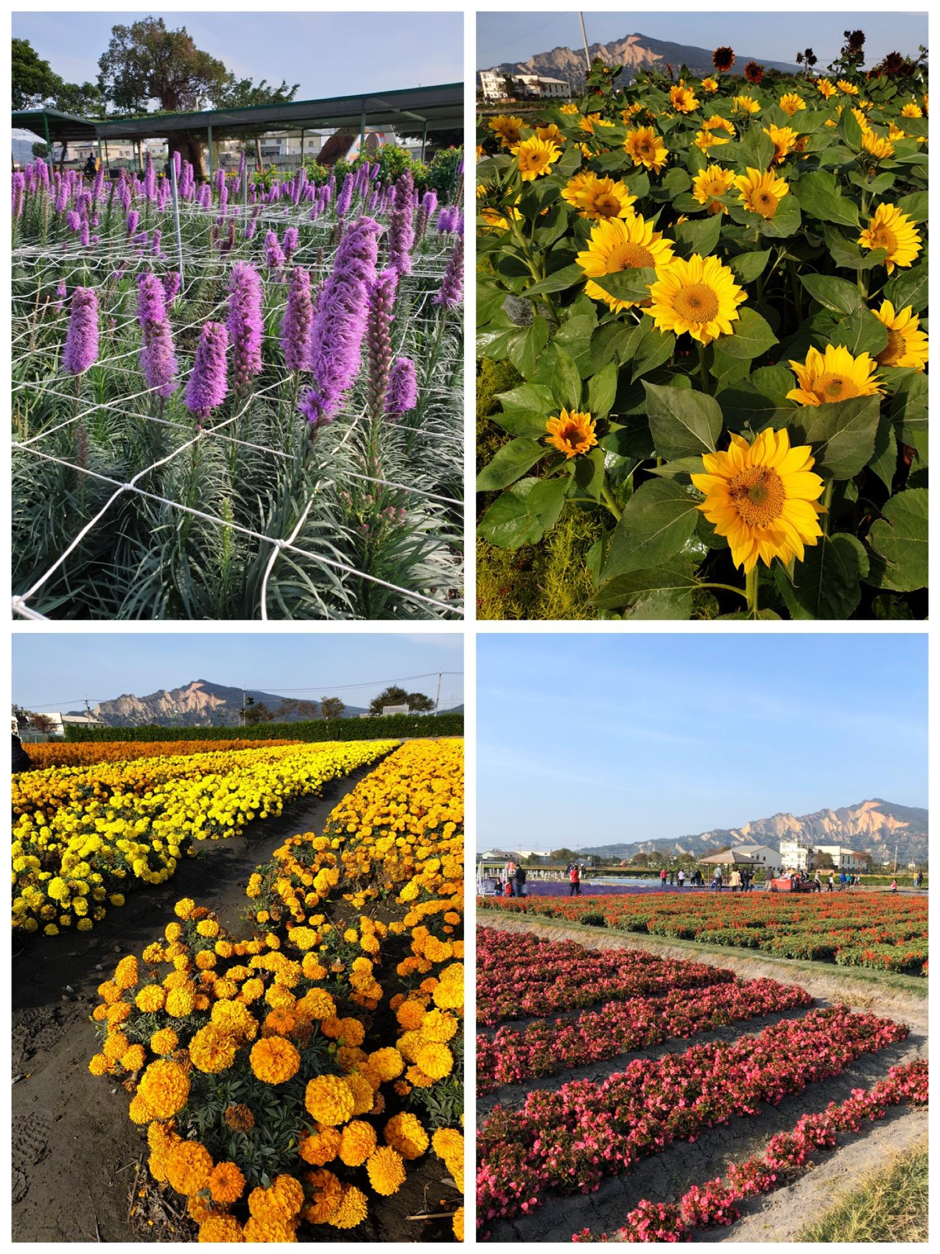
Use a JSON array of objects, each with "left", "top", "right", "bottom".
[
  {"left": 62, "top": 287, "right": 99, "bottom": 376},
  {"left": 163, "top": 270, "right": 181, "bottom": 305},
  {"left": 136, "top": 271, "right": 168, "bottom": 329},
  {"left": 54, "top": 279, "right": 67, "bottom": 310},
  {"left": 281, "top": 266, "right": 313, "bottom": 372},
  {"left": 126, "top": 209, "right": 139, "bottom": 236},
  {"left": 434, "top": 234, "right": 463, "bottom": 309},
  {"left": 422, "top": 190, "right": 438, "bottom": 215},
  {"left": 283, "top": 226, "right": 299, "bottom": 263},
  {"left": 184, "top": 321, "right": 228, "bottom": 425},
  {"left": 299, "top": 216, "right": 381, "bottom": 430},
  {"left": 365, "top": 268, "right": 398, "bottom": 420},
  {"left": 226, "top": 261, "right": 264, "bottom": 396},
  {"left": 141, "top": 316, "right": 178, "bottom": 399},
  {"left": 386, "top": 357, "right": 417, "bottom": 419},
  {"left": 387, "top": 170, "right": 415, "bottom": 276},
  {"left": 263, "top": 229, "right": 285, "bottom": 272},
  {"left": 336, "top": 172, "right": 354, "bottom": 217}
]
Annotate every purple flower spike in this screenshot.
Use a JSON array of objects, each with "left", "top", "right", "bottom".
[
  {"left": 386, "top": 357, "right": 417, "bottom": 419},
  {"left": 434, "top": 234, "right": 463, "bottom": 309},
  {"left": 185, "top": 321, "right": 229, "bottom": 425},
  {"left": 226, "top": 261, "right": 264, "bottom": 396},
  {"left": 141, "top": 317, "right": 178, "bottom": 399},
  {"left": 163, "top": 271, "right": 182, "bottom": 305},
  {"left": 136, "top": 271, "right": 168, "bottom": 329},
  {"left": 387, "top": 170, "right": 415, "bottom": 276},
  {"left": 62, "top": 287, "right": 99, "bottom": 376},
  {"left": 281, "top": 267, "right": 313, "bottom": 373}
]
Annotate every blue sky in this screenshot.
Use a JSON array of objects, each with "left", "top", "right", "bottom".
[
  {"left": 478, "top": 12, "right": 928, "bottom": 70},
  {"left": 12, "top": 633, "right": 464, "bottom": 713},
  {"left": 478, "top": 634, "right": 927, "bottom": 851},
  {"left": 13, "top": 11, "right": 463, "bottom": 99}
]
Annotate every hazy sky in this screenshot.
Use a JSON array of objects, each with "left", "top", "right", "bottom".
[
  {"left": 478, "top": 634, "right": 927, "bottom": 851},
  {"left": 477, "top": 11, "right": 928, "bottom": 69},
  {"left": 12, "top": 632, "right": 464, "bottom": 713},
  {"left": 13, "top": 11, "right": 463, "bottom": 98}
]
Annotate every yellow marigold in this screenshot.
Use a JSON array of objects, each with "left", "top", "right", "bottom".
[
  {"left": 346, "top": 1072, "right": 376, "bottom": 1116},
  {"left": 165, "top": 1139, "right": 213, "bottom": 1196},
  {"left": 208, "top": 1161, "right": 246, "bottom": 1205},
  {"left": 114, "top": 956, "right": 139, "bottom": 989},
  {"left": 415, "top": 1041, "right": 453, "bottom": 1080},
  {"left": 250, "top": 1035, "right": 300, "bottom": 1084},
  {"left": 432, "top": 1127, "right": 464, "bottom": 1163},
  {"left": 301, "top": 1169, "right": 342, "bottom": 1223},
  {"left": 195, "top": 918, "right": 219, "bottom": 938},
  {"left": 121, "top": 1043, "right": 146, "bottom": 1071},
  {"left": 135, "top": 984, "right": 165, "bottom": 1013},
  {"left": 103, "top": 1030, "right": 130, "bottom": 1060},
  {"left": 366, "top": 1145, "right": 406, "bottom": 1196},
  {"left": 242, "top": 1217, "right": 297, "bottom": 1242},
  {"left": 88, "top": 1053, "right": 109, "bottom": 1076},
  {"left": 165, "top": 987, "right": 196, "bottom": 1018},
  {"left": 190, "top": 1023, "right": 239, "bottom": 1074},
  {"left": 453, "top": 1206, "right": 464, "bottom": 1241},
  {"left": 150, "top": 1028, "right": 178, "bottom": 1055},
  {"left": 174, "top": 898, "right": 195, "bottom": 920},
  {"left": 299, "top": 1125, "right": 342, "bottom": 1166},
  {"left": 198, "top": 1215, "right": 244, "bottom": 1242},
  {"left": 385, "top": 1111, "right": 429, "bottom": 1160},
  {"left": 305, "top": 1074, "right": 355, "bottom": 1126},
  {"left": 327, "top": 1185, "right": 368, "bottom": 1230},
  {"left": 138, "top": 1059, "right": 191, "bottom": 1119},
  {"left": 368, "top": 1046, "right": 405, "bottom": 1080},
  {"left": 128, "top": 1094, "right": 152, "bottom": 1124},
  {"left": 339, "top": 1120, "right": 377, "bottom": 1167},
  {"left": 249, "top": 1174, "right": 305, "bottom": 1223}
]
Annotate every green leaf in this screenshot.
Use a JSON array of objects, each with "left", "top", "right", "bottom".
[
  {"left": 644, "top": 382, "right": 722, "bottom": 460},
  {"left": 866, "top": 488, "right": 928, "bottom": 591},
  {"left": 592, "top": 559, "right": 699, "bottom": 609},
  {"left": 475, "top": 437, "right": 546, "bottom": 491},
  {"left": 774, "top": 534, "right": 869, "bottom": 619},
  {"left": 714, "top": 307, "right": 778, "bottom": 361},
  {"left": 796, "top": 171, "right": 861, "bottom": 228},
  {"left": 897, "top": 191, "right": 928, "bottom": 223},
  {"left": 506, "top": 316, "right": 549, "bottom": 378},
  {"left": 552, "top": 344, "right": 582, "bottom": 410},
  {"left": 799, "top": 274, "right": 864, "bottom": 316},
  {"left": 631, "top": 325, "right": 675, "bottom": 381},
  {"left": 478, "top": 478, "right": 564, "bottom": 549},
  {"left": 884, "top": 264, "right": 928, "bottom": 314},
  {"left": 740, "top": 124, "right": 776, "bottom": 170},
  {"left": 592, "top": 267, "right": 657, "bottom": 303},
  {"left": 868, "top": 411, "right": 898, "bottom": 493},
  {"left": 601, "top": 479, "right": 700, "bottom": 581},
  {"left": 831, "top": 307, "right": 889, "bottom": 357},
  {"left": 573, "top": 447, "right": 607, "bottom": 500},
  {"left": 730, "top": 250, "right": 772, "bottom": 282},
  {"left": 788, "top": 395, "right": 881, "bottom": 480},
  {"left": 838, "top": 105, "right": 863, "bottom": 151},
  {"left": 824, "top": 228, "right": 886, "bottom": 271},
  {"left": 756, "top": 193, "right": 801, "bottom": 238},
  {"left": 646, "top": 456, "right": 707, "bottom": 479},
  {"left": 555, "top": 313, "right": 598, "bottom": 379},
  {"left": 523, "top": 263, "right": 586, "bottom": 297},
  {"left": 587, "top": 362, "right": 619, "bottom": 420},
  {"left": 889, "top": 373, "right": 927, "bottom": 459},
  {"left": 674, "top": 214, "right": 722, "bottom": 258}
]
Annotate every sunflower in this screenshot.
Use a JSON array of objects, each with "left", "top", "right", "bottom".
[
  {"left": 704, "top": 115, "right": 735, "bottom": 135},
  {"left": 561, "top": 172, "right": 637, "bottom": 221},
  {"left": 545, "top": 410, "right": 598, "bottom": 460},
  {"left": 732, "top": 95, "right": 762, "bottom": 115},
  {"left": 510, "top": 135, "right": 561, "bottom": 181},
  {"left": 624, "top": 125, "right": 669, "bottom": 173},
  {"left": 763, "top": 124, "right": 798, "bottom": 164},
  {"left": 535, "top": 123, "right": 565, "bottom": 145},
  {"left": 560, "top": 102, "right": 580, "bottom": 115},
  {"left": 734, "top": 167, "right": 790, "bottom": 219},
  {"left": 816, "top": 78, "right": 838, "bottom": 99},
  {"left": 576, "top": 214, "right": 676, "bottom": 312},
  {"left": 786, "top": 344, "right": 883, "bottom": 406},
  {"left": 702, "top": 76, "right": 719, "bottom": 93},
  {"left": 480, "top": 203, "right": 522, "bottom": 232},
  {"left": 901, "top": 101, "right": 924, "bottom": 118},
  {"left": 744, "top": 61, "right": 764, "bottom": 84},
  {"left": 691, "top": 428, "right": 826, "bottom": 571},
  {"left": 692, "top": 165, "right": 736, "bottom": 215},
  {"left": 858, "top": 203, "right": 923, "bottom": 273},
  {"left": 488, "top": 115, "right": 525, "bottom": 148},
  {"left": 694, "top": 128, "right": 730, "bottom": 153},
  {"left": 670, "top": 83, "right": 699, "bottom": 113},
  {"left": 872, "top": 301, "right": 929, "bottom": 371},
  {"left": 837, "top": 79, "right": 860, "bottom": 95},
  {"left": 861, "top": 130, "right": 895, "bottom": 159},
  {"left": 644, "top": 253, "right": 747, "bottom": 345},
  {"left": 713, "top": 47, "right": 735, "bottom": 72},
  {"left": 579, "top": 112, "right": 615, "bottom": 134},
  {"left": 779, "top": 92, "right": 806, "bottom": 116}
]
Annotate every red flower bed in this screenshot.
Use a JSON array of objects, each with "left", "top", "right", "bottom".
[
  {"left": 478, "top": 975, "right": 813, "bottom": 1093},
  {"left": 477, "top": 893, "right": 928, "bottom": 974},
  {"left": 476, "top": 1006, "right": 909, "bottom": 1231},
  {"left": 572, "top": 1059, "right": 928, "bottom": 1242}
]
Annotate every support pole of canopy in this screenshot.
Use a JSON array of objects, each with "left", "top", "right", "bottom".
[
  {"left": 170, "top": 155, "right": 184, "bottom": 289},
  {"left": 299, "top": 128, "right": 305, "bottom": 170},
  {"left": 421, "top": 119, "right": 428, "bottom": 161},
  {"left": 96, "top": 136, "right": 102, "bottom": 167},
  {"left": 206, "top": 125, "right": 213, "bottom": 181},
  {"left": 104, "top": 137, "right": 109, "bottom": 173},
  {"left": 43, "top": 112, "right": 51, "bottom": 157},
  {"left": 359, "top": 110, "right": 366, "bottom": 153}
]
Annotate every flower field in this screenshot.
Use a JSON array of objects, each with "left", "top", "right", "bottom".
[
  {"left": 85, "top": 738, "right": 464, "bottom": 1240},
  {"left": 12, "top": 148, "right": 464, "bottom": 620},
  {"left": 476, "top": 46, "right": 927, "bottom": 620},
  {"left": 12, "top": 739, "right": 397, "bottom": 936},
  {"left": 475, "top": 925, "right": 927, "bottom": 1241},
  {"left": 478, "top": 887, "right": 928, "bottom": 973},
  {"left": 25, "top": 736, "right": 299, "bottom": 768}
]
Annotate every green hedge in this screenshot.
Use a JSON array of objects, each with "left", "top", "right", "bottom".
[{"left": 64, "top": 713, "right": 463, "bottom": 744}]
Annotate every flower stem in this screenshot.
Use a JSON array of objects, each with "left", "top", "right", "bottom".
[
  {"left": 699, "top": 582, "right": 749, "bottom": 602},
  {"left": 600, "top": 479, "right": 622, "bottom": 522},
  {"left": 697, "top": 342, "right": 709, "bottom": 392},
  {"left": 821, "top": 478, "right": 834, "bottom": 535},
  {"left": 745, "top": 566, "right": 760, "bottom": 615}
]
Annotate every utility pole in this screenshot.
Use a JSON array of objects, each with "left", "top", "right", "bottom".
[
  {"left": 578, "top": 11, "right": 592, "bottom": 78},
  {"left": 434, "top": 672, "right": 442, "bottom": 712},
  {"left": 894, "top": 841, "right": 899, "bottom": 873}
]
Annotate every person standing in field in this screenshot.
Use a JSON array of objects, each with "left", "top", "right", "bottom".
[
  {"left": 660, "top": 867, "right": 668, "bottom": 889},
  {"left": 569, "top": 864, "right": 581, "bottom": 897},
  {"left": 677, "top": 868, "right": 685, "bottom": 889},
  {"left": 827, "top": 873, "right": 835, "bottom": 893},
  {"left": 890, "top": 879, "right": 898, "bottom": 894},
  {"left": 513, "top": 865, "right": 527, "bottom": 898}
]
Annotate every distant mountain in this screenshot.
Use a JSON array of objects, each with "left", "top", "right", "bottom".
[
  {"left": 488, "top": 32, "right": 800, "bottom": 92},
  {"left": 580, "top": 800, "right": 928, "bottom": 867},
  {"left": 69, "top": 679, "right": 368, "bottom": 728}
]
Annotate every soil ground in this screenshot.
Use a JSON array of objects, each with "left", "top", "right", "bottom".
[
  {"left": 477, "top": 915, "right": 928, "bottom": 1243},
  {"left": 12, "top": 764, "right": 460, "bottom": 1243}
]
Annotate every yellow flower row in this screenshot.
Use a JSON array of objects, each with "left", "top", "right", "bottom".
[{"left": 24, "top": 737, "right": 299, "bottom": 770}]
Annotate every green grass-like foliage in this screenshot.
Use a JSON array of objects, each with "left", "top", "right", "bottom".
[
  {"left": 63, "top": 712, "right": 463, "bottom": 742},
  {"left": 797, "top": 1139, "right": 927, "bottom": 1242}
]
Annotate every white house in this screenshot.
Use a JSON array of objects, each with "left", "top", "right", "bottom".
[
  {"left": 732, "top": 844, "right": 783, "bottom": 877},
  {"left": 779, "top": 837, "right": 816, "bottom": 872},
  {"left": 814, "top": 845, "right": 872, "bottom": 873},
  {"left": 39, "top": 712, "right": 103, "bottom": 738},
  {"left": 479, "top": 69, "right": 570, "bottom": 102}
]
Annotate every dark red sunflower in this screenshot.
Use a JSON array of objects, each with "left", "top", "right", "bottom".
[
  {"left": 846, "top": 29, "right": 866, "bottom": 51},
  {"left": 881, "top": 51, "right": 906, "bottom": 76},
  {"left": 743, "top": 60, "right": 764, "bottom": 84},
  {"left": 712, "top": 46, "right": 735, "bottom": 72}
]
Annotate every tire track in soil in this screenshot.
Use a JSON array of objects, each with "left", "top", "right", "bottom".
[
  {"left": 11, "top": 760, "right": 424, "bottom": 1244},
  {"left": 478, "top": 918, "right": 927, "bottom": 1243}
]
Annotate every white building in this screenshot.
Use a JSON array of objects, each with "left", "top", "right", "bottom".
[
  {"left": 779, "top": 837, "right": 816, "bottom": 872},
  {"left": 478, "top": 70, "right": 507, "bottom": 101},
  {"left": 39, "top": 712, "right": 104, "bottom": 738},
  {"left": 479, "top": 69, "right": 570, "bottom": 101},
  {"left": 814, "top": 845, "right": 871, "bottom": 873},
  {"left": 732, "top": 845, "right": 783, "bottom": 877}
]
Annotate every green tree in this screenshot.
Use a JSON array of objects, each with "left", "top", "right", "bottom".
[
  {"left": 320, "top": 697, "right": 345, "bottom": 721},
  {"left": 550, "top": 847, "right": 576, "bottom": 864},
  {"left": 369, "top": 685, "right": 410, "bottom": 715},
  {"left": 31, "top": 141, "right": 49, "bottom": 158},
  {"left": 240, "top": 696, "right": 274, "bottom": 726},
  {"left": 407, "top": 692, "right": 435, "bottom": 714},
  {"left": 215, "top": 74, "right": 299, "bottom": 171},
  {"left": 12, "top": 38, "right": 59, "bottom": 110}
]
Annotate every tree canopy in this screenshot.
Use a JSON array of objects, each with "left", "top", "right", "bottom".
[{"left": 369, "top": 686, "right": 435, "bottom": 715}]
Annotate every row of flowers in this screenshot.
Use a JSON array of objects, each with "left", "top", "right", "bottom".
[
  {"left": 477, "top": 971, "right": 813, "bottom": 1093},
  {"left": 477, "top": 892, "right": 928, "bottom": 973},
  {"left": 476, "top": 1005, "right": 909, "bottom": 1230},
  {"left": 572, "top": 1058, "right": 928, "bottom": 1241},
  {"left": 23, "top": 737, "right": 299, "bottom": 770},
  {"left": 12, "top": 740, "right": 397, "bottom": 936},
  {"left": 88, "top": 738, "right": 464, "bottom": 1240}
]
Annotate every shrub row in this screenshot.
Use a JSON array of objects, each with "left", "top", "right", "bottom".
[{"left": 64, "top": 713, "right": 463, "bottom": 744}]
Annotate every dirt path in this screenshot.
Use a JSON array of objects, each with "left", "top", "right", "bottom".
[
  {"left": 12, "top": 764, "right": 380, "bottom": 1243},
  {"left": 478, "top": 916, "right": 928, "bottom": 1244}
]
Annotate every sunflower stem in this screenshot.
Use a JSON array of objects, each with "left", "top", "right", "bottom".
[
  {"left": 697, "top": 342, "right": 709, "bottom": 392},
  {"left": 600, "top": 479, "right": 622, "bottom": 522},
  {"left": 700, "top": 581, "right": 749, "bottom": 602},
  {"left": 821, "top": 478, "right": 834, "bottom": 534},
  {"left": 745, "top": 566, "right": 760, "bottom": 615}
]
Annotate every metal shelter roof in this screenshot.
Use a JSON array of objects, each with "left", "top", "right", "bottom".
[{"left": 13, "top": 83, "right": 463, "bottom": 144}]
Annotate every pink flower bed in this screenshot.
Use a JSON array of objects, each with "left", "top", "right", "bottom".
[
  {"left": 478, "top": 976, "right": 814, "bottom": 1093},
  {"left": 571, "top": 1059, "right": 928, "bottom": 1242},
  {"left": 476, "top": 1007, "right": 910, "bottom": 1231}
]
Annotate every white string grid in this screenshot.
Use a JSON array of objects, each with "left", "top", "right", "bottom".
[{"left": 12, "top": 189, "right": 464, "bottom": 621}]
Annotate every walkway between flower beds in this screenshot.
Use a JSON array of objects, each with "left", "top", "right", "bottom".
[{"left": 11, "top": 765, "right": 378, "bottom": 1243}]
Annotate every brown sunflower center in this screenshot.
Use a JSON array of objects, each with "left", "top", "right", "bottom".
[
  {"left": 871, "top": 225, "right": 897, "bottom": 254},
  {"left": 812, "top": 373, "right": 860, "bottom": 402},
  {"left": 613, "top": 242, "right": 655, "bottom": 270},
  {"left": 728, "top": 466, "right": 786, "bottom": 528},
  {"left": 754, "top": 190, "right": 778, "bottom": 217},
  {"left": 673, "top": 282, "right": 720, "bottom": 324},
  {"left": 876, "top": 328, "right": 906, "bottom": 366},
  {"left": 591, "top": 193, "right": 621, "bottom": 216}
]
